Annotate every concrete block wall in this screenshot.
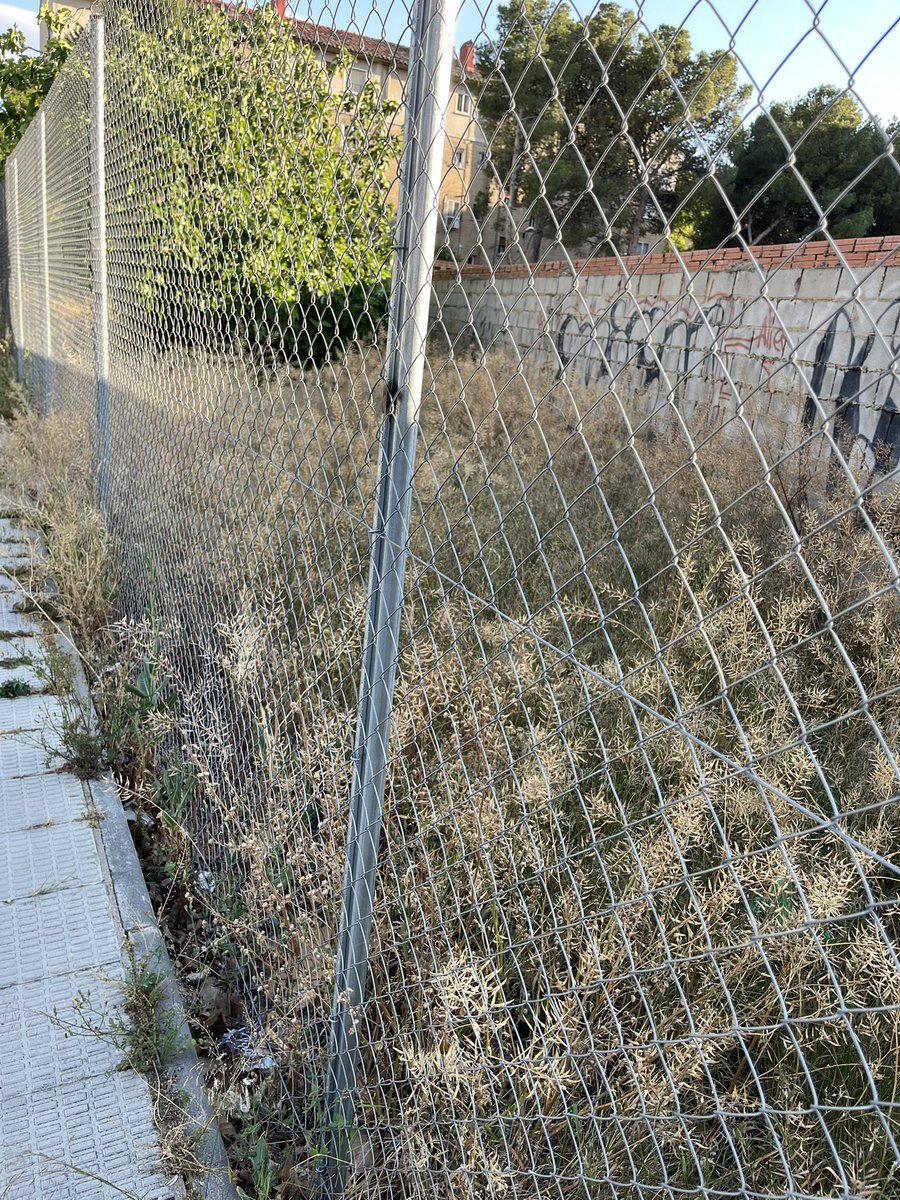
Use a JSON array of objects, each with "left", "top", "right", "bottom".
[{"left": 431, "top": 236, "right": 900, "bottom": 484}]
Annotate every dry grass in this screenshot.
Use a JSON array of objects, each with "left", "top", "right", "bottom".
[
  {"left": 5, "top": 344, "right": 899, "bottom": 1199},
  {"left": 3, "top": 408, "right": 114, "bottom": 646}
]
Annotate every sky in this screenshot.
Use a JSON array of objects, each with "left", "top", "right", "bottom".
[
  {"left": 0, "top": 0, "right": 37, "bottom": 48},
  {"left": 2, "top": 0, "right": 897, "bottom": 121}
]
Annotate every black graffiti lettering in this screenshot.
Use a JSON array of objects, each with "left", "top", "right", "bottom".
[
  {"left": 555, "top": 295, "right": 730, "bottom": 399},
  {"left": 873, "top": 398, "right": 900, "bottom": 470},
  {"left": 545, "top": 287, "right": 900, "bottom": 478}
]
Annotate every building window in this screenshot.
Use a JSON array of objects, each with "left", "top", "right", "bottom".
[
  {"left": 451, "top": 147, "right": 466, "bottom": 169},
  {"left": 634, "top": 240, "right": 651, "bottom": 255},
  {"left": 477, "top": 150, "right": 487, "bottom": 168},
  {"left": 348, "top": 66, "right": 368, "bottom": 93},
  {"left": 496, "top": 236, "right": 507, "bottom": 258},
  {"left": 444, "top": 200, "right": 462, "bottom": 229},
  {"left": 456, "top": 89, "right": 471, "bottom": 114}
]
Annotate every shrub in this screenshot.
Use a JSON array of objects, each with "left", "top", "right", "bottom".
[{"left": 107, "top": 1, "right": 398, "bottom": 363}]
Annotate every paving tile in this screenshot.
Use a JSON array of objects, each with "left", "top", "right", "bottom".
[
  {"left": 0, "top": 515, "right": 178, "bottom": 1198},
  {"left": 0, "top": 634, "right": 45, "bottom": 659},
  {"left": 0, "top": 820, "right": 102, "bottom": 901},
  {"left": 0, "top": 693, "right": 63, "bottom": 733},
  {"left": 0, "top": 583, "right": 34, "bottom": 611},
  {"left": 0, "top": 1070, "right": 175, "bottom": 1199},
  {"left": 0, "top": 552, "right": 34, "bottom": 569},
  {"left": 0, "top": 660, "right": 48, "bottom": 691},
  {"left": 0, "top": 884, "right": 121, "bottom": 988},
  {"left": 0, "top": 733, "right": 54, "bottom": 779},
  {"left": 0, "top": 968, "right": 124, "bottom": 1098},
  {"left": 0, "top": 609, "right": 43, "bottom": 636},
  {"left": 0, "top": 541, "right": 34, "bottom": 559},
  {"left": 0, "top": 771, "right": 86, "bottom": 833}
]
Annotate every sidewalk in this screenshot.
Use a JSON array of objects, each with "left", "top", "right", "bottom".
[{"left": 0, "top": 515, "right": 177, "bottom": 1199}]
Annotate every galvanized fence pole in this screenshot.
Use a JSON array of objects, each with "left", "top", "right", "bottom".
[
  {"left": 10, "top": 159, "right": 24, "bottom": 383},
  {"left": 317, "top": 0, "right": 457, "bottom": 1192},
  {"left": 38, "top": 110, "right": 52, "bottom": 414},
  {"left": 90, "top": 10, "right": 110, "bottom": 516}
]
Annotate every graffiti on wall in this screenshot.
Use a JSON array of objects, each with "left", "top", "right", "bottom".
[
  {"left": 551, "top": 277, "right": 789, "bottom": 419},
  {"left": 546, "top": 280, "right": 898, "bottom": 475},
  {"left": 434, "top": 268, "right": 900, "bottom": 478},
  {"left": 803, "top": 299, "right": 900, "bottom": 473}
]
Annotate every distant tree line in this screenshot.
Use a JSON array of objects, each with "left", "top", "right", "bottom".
[
  {"left": 475, "top": 0, "right": 899, "bottom": 255},
  {"left": 694, "top": 87, "right": 899, "bottom": 247}
]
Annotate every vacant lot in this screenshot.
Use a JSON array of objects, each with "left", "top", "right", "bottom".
[{"left": 8, "top": 339, "right": 899, "bottom": 1198}]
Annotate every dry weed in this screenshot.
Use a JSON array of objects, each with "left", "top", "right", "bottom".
[{"left": 5, "top": 344, "right": 899, "bottom": 1198}]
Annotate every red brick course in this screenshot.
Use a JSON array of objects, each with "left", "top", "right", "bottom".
[{"left": 434, "top": 236, "right": 900, "bottom": 280}]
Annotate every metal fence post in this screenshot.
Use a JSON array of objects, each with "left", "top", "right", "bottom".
[
  {"left": 38, "top": 110, "right": 52, "bottom": 414},
  {"left": 317, "top": 0, "right": 457, "bottom": 1193},
  {"left": 10, "top": 159, "right": 24, "bottom": 382},
  {"left": 91, "top": 10, "right": 110, "bottom": 516}
]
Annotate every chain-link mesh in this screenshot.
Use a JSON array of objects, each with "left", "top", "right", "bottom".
[{"left": 3, "top": 0, "right": 900, "bottom": 1196}]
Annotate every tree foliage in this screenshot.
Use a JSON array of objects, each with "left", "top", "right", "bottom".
[
  {"left": 475, "top": 0, "right": 749, "bottom": 256},
  {"left": 695, "top": 86, "right": 900, "bottom": 246},
  {"left": 110, "top": 1, "right": 400, "bottom": 362},
  {"left": 0, "top": 4, "right": 75, "bottom": 167}
]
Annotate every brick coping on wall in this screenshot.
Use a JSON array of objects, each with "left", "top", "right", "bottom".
[{"left": 434, "top": 235, "right": 900, "bottom": 280}]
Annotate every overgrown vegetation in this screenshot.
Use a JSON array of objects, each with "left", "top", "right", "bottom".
[
  {"left": 0, "top": 338, "right": 24, "bottom": 416},
  {"left": 54, "top": 948, "right": 206, "bottom": 1187},
  {"left": 3, "top": 342, "right": 899, "bottom": 1199},
  {"left": 61, "top": 950, "right": 184, "bottom": 1076},
  {"left": 3, "top": 409, "right": 114, "bottom": 644},
  {"left": 3, "top": 0, "right": 899, "bottom": 1190}
]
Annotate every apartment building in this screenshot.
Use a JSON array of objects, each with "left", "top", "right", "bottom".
[{"left": 41, "top": 0, "right": 489, "bottom": 262}]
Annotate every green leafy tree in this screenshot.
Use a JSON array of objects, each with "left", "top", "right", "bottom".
[
  {"left": 695, "top": 86, "right": 900, "bottom": 246},
  {"left": 109, "top": 1, "right": 400, "bottom": 362},
  {"left": 0, "top": 4, "right": 76, "bottom": 167},
  {"left": 476, "top": 0, "right": 749, "bottom": 257}
]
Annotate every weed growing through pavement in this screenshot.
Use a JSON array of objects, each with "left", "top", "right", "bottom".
[
  {"left": 52, "top": 949, "right": 207, "bottom": 1191},
  {"left": 0, "top": 653, "right": 32, "bottom": 668},
  {"left": 54, "top": 951, "right": 184, "bottom": 1076},
  {"left": 119, "top": 950, "right": 185, "bottom": 1076},
  {"left": 35, "top": 641, "right": 108, "bottom": 779},
  {"left": 0, "top": 677, "right": 32, "bottom": 698}
]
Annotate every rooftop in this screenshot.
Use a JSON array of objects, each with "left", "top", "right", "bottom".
[{"left": 199, "top": 0, "right": 477, "bottom": 79}]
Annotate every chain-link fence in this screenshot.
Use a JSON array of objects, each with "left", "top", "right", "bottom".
[{"left": 3, "top": 0, "right": 900, "bottom": 1196}]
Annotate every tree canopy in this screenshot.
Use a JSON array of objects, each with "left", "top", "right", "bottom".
[
  {"left": 475, "top": 0, "right": 750, "bottom": 256},
  {"left": 0, "top": 4, "right": 75, "bottom": 167},
  {"left": 109, "top": 1, "right": 400, "bottom": 360},
  {"left": 694, "top": 86, "right": 900, "bottom": 246}
]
